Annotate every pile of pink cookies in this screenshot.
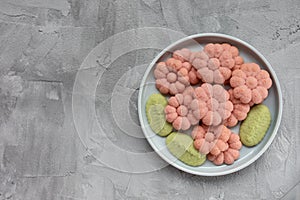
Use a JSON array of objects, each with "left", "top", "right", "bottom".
[{"left": 153, "top": 43, "right": 273, "bottom": 165}]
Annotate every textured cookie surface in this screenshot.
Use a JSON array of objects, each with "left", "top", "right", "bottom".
[
  {"left": 146, "top": 94, "right": 172, "bottom": 136},
  {"left": 166, "top": 132, "right": 206, "bottom": 166},
  {"left": 239, "top": 104, "right": 271, "bottom": 147}
]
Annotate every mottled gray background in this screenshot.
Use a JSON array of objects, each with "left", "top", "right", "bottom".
[{"left": 0, "top": 0, "right": 300, "bottom": 199}]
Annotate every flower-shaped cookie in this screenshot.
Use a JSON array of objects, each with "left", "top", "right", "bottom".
[
  {"left": 189, "top": 43, "right": 243, "bottom": 84},
  {"left": 190, "top": 51, "right": 225, "bottom": 84},
  {"left": 192, "top": 125, "right": 229, "bottom": 155},
  {"left": 154, "top": 61, "right": 190, "bottom": 95},
  {"left": 223, "top": 89, "right": 251, "bottom": 127},
  {"left": 230, "top": 63, "right": 272, "bottom": 104},
  {"left": 193, "top": 125, "right": 231, "bottom": 154},
  {"left": 207, "top": 132, "right": 242, "bottom": 165},
  {"left": 192, "top": 125, "right": 242, "bottom": 165},
  {"left": 164, "top": 87, "right": 207, "bottom": 130},
  {"left": 173, "top": 48, "right": 200, "bottom": 85},
  {"left": 204, "top": 43, "right": 244, "bottom": 70},
  {"left": 194, "top": 83, "right": 233, "bottom": 126}
]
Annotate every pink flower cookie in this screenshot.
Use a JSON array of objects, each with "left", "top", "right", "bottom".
[
  {"left": 205, "top": 43, "right": 244, "bottom": 71},
  {"left": 154, "top": 61, "right": 190, "bottom": 95},
  {"left": 230, "top": 63, "right": 272, "bottom": 104},
  {"left": 192, "top": 125, "right": 242, "bottom": 165},
  {"left": 164, "top": 87, "right": 207, "bottom": 130},
  {"left": 194, "top": 83, "right": 233, "bottom": 126},
  {"left": 173, "top": 48, "right": 201, "bottom": 85},
  {"left": 192, "top": 125, "right": 230, "bottom": 155},
  {"left": 223, "top": 89, "right": 251, "bottom": 127},
  {"left": 189, "top": 43, "right": 243, "bottom": 84},
  {"left": 207, "top": 132, "right": 242, "bottom": 165},
  {"left": 190, "top": 50, "right": 226, "bottom": 84}
]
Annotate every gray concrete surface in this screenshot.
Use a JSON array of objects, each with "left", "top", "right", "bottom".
[{"left": 0, "top": 0, "right": 300, "bottom": 199}]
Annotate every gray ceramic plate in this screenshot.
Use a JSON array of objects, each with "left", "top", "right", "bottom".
[{"left": 138, "top": 33, "right": 282, "bottom": 176}]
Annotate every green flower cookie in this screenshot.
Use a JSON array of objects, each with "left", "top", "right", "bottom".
[
  {"left": 146, "top": 94, "right": 172, "bottom": 136},
  {"left": 239, "top": 104, "right": 271, "bottom": 147},
  {"left": 166, "top": 132, "right": 206, "bottom": 166}
]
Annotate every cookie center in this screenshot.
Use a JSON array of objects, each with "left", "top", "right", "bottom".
[
  {"left": 177, "top": 105, "right": 188, "bottom": 116},
  {"left": 207, "top": 58, "right": 220, "bottom": 70},
  {"left": 246, "top": 77, "right": 258, "bottom": 89},
  {"left": 167, "top": 72, "right": 177, "bottom": 83}
]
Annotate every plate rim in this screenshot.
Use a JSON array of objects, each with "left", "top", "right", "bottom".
[{"left": 138, "top": 33, "right": 283, "bottom": 176}]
